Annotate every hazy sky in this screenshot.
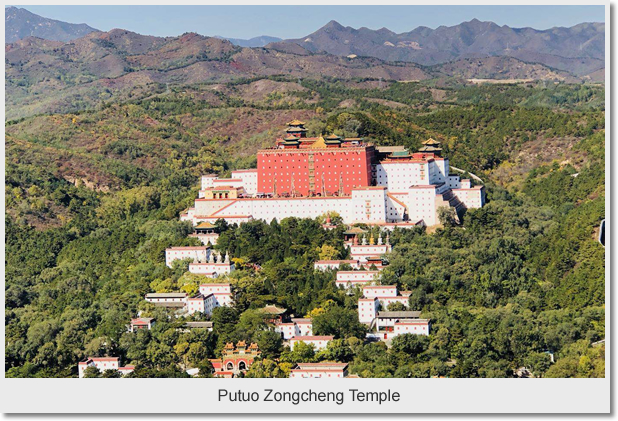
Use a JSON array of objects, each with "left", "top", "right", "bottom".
[{"left": 17, "top": 5, "right": 605, "bottom": 39}]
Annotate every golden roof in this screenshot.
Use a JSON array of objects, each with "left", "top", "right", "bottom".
[
  {"left": 224, "top": 342, "right": 235, "bottom": 349},
  {"left": 311, "top": 136, "right": 326, "bottom": 149},
  {"left": 249, "top": 343, "right": 259, "bottom": 349},
  {"left": 344, "top": 226, "right": 367, "bottom": 235},
  {"left": 237, "top": 340, "right": 247, "bottom": 348},
  {"left": 260, "top": 305, "right": 287, "bottom": 315},
  {"left": 196, "top": 222, "right": 216, "bottom": 229},
  {"left": 422, "top": 138, "right": 441, "bottom": 145},
  {"left": 287, "top": 119, "right": 306, "bottom": 126},
  {"left": 283, "top": 135, "right": 300, "bottom": 142}
]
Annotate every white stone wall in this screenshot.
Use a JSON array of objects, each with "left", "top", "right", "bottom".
[
  {"left": 432, "top": 158, "right": 449, "bottom": 183},
  {"left": 199, "top": 284, "right": 231, "bottom": 295},
  {"left": 385, "top": 193, "right": 407, "bottom": 222},
  {"left": 187, "top": 297, "right": 205, "bottom": 315},
  {"left": 232, "top": 170, "right": 258, "bottom": 196},
  {"left": 189, "top": 233, "right": 219, "bottom": 245},
  {"left": 403, "top": 187, "right": 439, "bottom": 226},
  {"left": 376, "top": 162, "right": 426, "bottom": 190},
  {"left": 452, "top": 186, "right": 485, "bottom": 209},
  {"left": 196, "top": 188, "right": 389, "bottom": 225},
  {"left": 294, "top": 321, "right": 313, "bottom": 336},
  {"left": 394, "top": 321, "right": 430, "bottom": 336},
  {"left": 336, "top": 271, "right": 380, "bottom": 289},
  {"left": 276, "top": 320, "right": 313, "bottom": 339},
  {"left": 349, "top": 244, "right": 391, "bottom": 262},
  {"left": 213, "top": 293, "right": 232, "bottom": 307},
  {"left": 358, "top": 298, "right": 379, "bottom": 324},
  {"left": 363, "top": 285, "right": 398, "bottom": 299},
  {"left": 275, "top": 323, "right": 296, "bottom": 340},
  {"left": 180, "top": 207, "right": 196, "bottom": 222},
  {"left": 165, "top": 247, "right": 210, "bottom": 268},
  {"left": 348, "top": 188, "right": 388, "bottom": 223},
  {"left": 314, "top": 260, "right": 361, "bottom": 271},
  {"left": 194, "top": 199, "right": 236, "bottom": 218},
  {"left": 379, "top": 296, "right": 409, "bottom": 308},
  {"left": 201, "top": 175, "right": 217, "bottom": 190},
  {"left": 446, "top": 175, "right": 461, "bottom": 189},
  {"left": 189, "top": 262, "right": 234, "bottom": 277},
  {"left": 212, "top": 178, "right": 245, "bottom": 189}
]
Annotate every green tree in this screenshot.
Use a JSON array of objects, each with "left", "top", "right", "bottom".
[{"left": 313, "top": 306, "right": 367, "bottom": 339}]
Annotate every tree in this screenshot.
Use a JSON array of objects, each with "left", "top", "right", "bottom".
[
  {"left": 523, "top": 352, "right": 552, "bottom": 378},
  {"left": 316, "top": 339, "right": 354, "bottom": 363},
  {"left": 387, "top": 302, "right": 407, "bottom": 311},
  {"left": 316, "top": 211, "right": 343, "bottom": 226},
  {"left": 212, "top": 307, "right": 238, "bottom": 335},
  {"left": 101, "top": 369, "right": 122, "bottom": 378},
  {"left": 437, "top": 206, "right": 458, "bottom": 226},
  {"left": 391, "top": 334, "right": 429, "bottom": 359},
  {"left": 82, "top": 366, "right": 100, "bottom": 378},
  {"left": 174, "top": 342, "right": 190, "bottom": 367},
  {"left": 280, "top": 341, "right": 316, "bottom": 364},
  {"left": 195, "top": 360, "right": 214, "bottom": 378},
  {"left": 318, "top": 244, "right": 339, "bottom": 261},
  {"left": 245, "top": 359, "right": 290, "bottom": 378},
  {"left": 253, "top": 330, "right": 283, "bottom": 359},
  {"left": 313, "top": 306, "right": 367, "bottom": 339},
  {"left": 187, "top": 342, "right": 210, "bottom": 367}
]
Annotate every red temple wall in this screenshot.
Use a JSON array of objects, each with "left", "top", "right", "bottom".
[{"left": 257, "top": 147, "right": 375, "bottom": 196}]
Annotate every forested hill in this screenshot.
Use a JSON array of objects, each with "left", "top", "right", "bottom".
[{"left": 5, "top": 77, "right": 605, "bottom": 378}]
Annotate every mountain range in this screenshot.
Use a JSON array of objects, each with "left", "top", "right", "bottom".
[
  {"left": 4, "top": 8, "right": 603, "bottom": 120},
  {"left": 277, "top": 19, "right": 605, "bottom": 77},
  {"left": 5, "top": 7, "right": 605, "bottom": 78},
  {"left": 5, "top": 6, "right": 99, "bottom": 43}
]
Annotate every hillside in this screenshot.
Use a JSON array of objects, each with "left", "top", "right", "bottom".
[
  {"left": 282, "top": 19, "right": 605, "bottom": 76},
  {"left": 435, "top": 56, "right": 580, "bottom": 82},
  {"left": 5, "top": 6, "right": 99, "bottom": 43},
  {"left": 6, "top": 29, "right": 431, "bottom": 120},
  {"left": 5, "top": 77, "right": 605, "bottom": 379}
]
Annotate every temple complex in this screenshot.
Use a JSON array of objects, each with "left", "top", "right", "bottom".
[{"left": 180, "top": 120, "right": 485, "bottom": 227}]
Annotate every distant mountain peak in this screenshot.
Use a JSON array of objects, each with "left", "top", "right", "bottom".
[
  {"left": 324, "top": 20, "right": 345, "bottom": 30},
  {"left": 5, "top": 6, "right": 99, "bottom": 43}
]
